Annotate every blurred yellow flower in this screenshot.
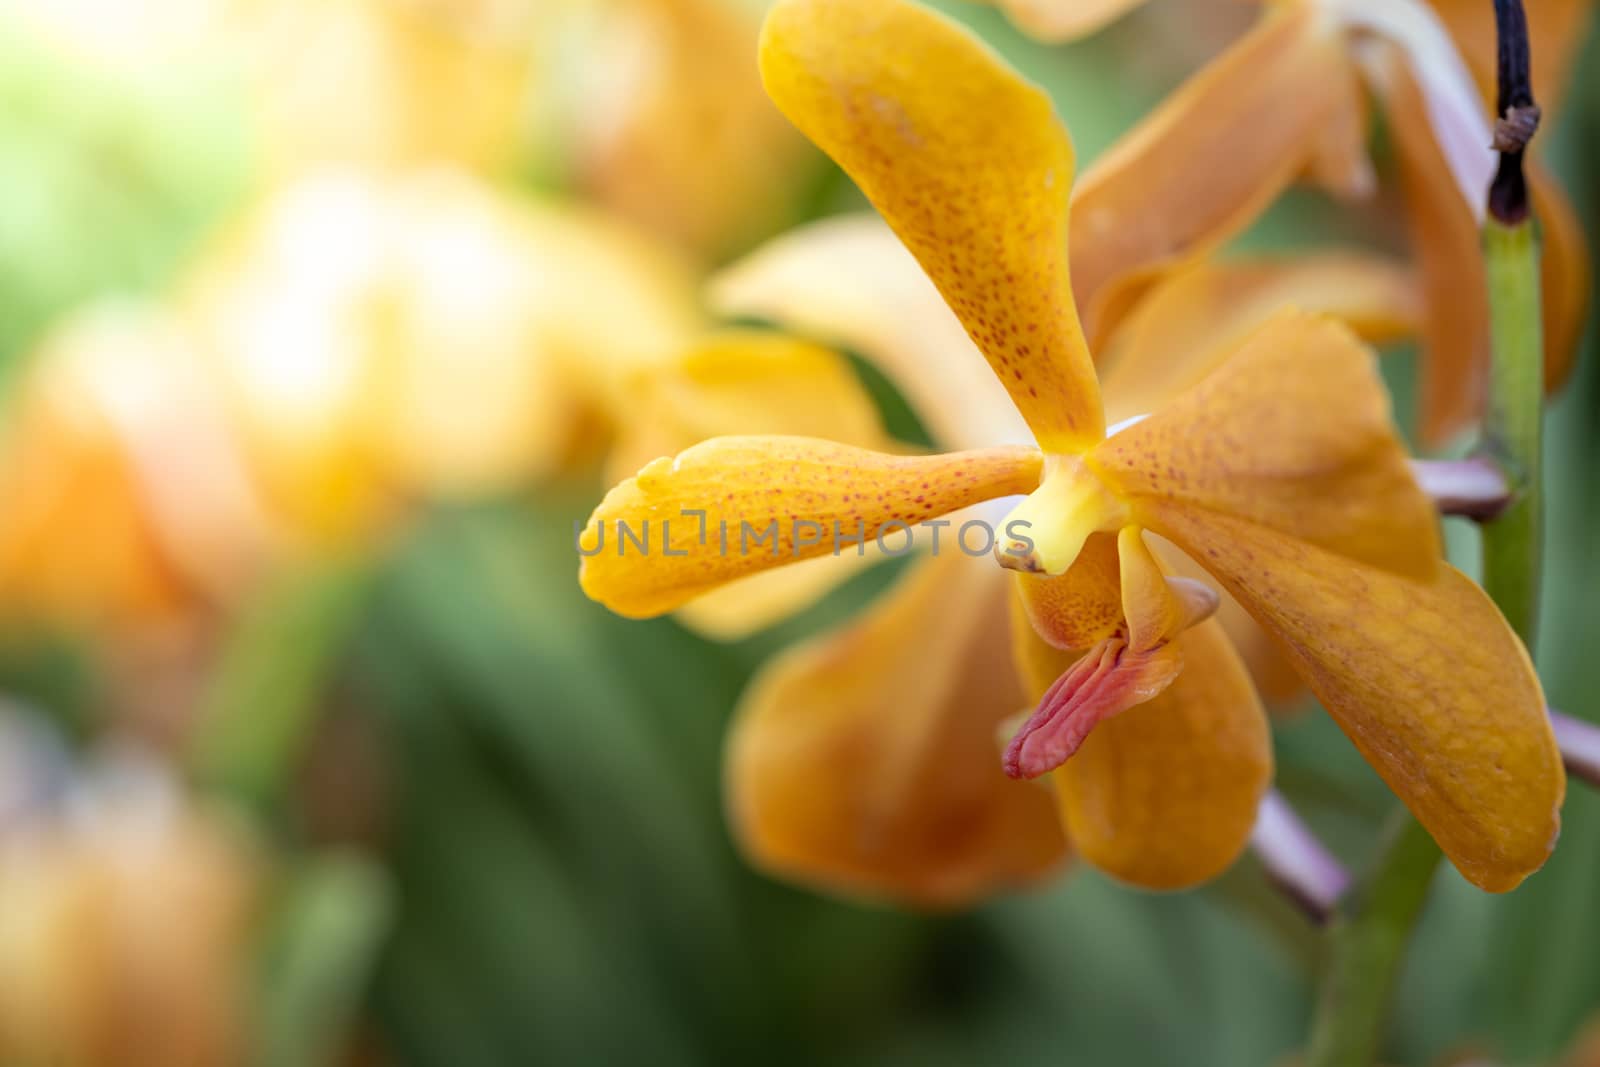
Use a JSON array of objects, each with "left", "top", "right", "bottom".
[
  {"left": 530, "top": 0, "right": 814, "bottom": 258},
  {"left": 0, "top": 168, "right": 705, "bottom": 634},
  {"left": 581, "top": 0, "right": 1564, "bottom": 895},
  {"left": 0, "top": 754, "right": 259, "bottom": 1067}
]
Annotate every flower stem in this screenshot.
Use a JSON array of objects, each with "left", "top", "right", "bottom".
[
  {"left": 1479, "top": 215, "right": 1544, "bottom": 643},
  {"left": 1303, "top": 815, "right": 1442, "bottom": 1067},
  {"left": 1305, "top": 5, "right": 1545, "bottom": 1065}
]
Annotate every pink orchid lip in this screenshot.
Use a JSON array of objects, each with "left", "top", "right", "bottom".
[{"left": 1002, "top": 635, "right": 1179, "bottom": 779}]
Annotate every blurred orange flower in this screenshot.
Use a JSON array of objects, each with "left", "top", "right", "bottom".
[{"left": 0, "top": 754, "right": 260, "bottom": 1067}]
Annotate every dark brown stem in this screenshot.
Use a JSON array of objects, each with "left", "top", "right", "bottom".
[{"left": 1488, "top": 0, "right": 1537, "bottom": 223}]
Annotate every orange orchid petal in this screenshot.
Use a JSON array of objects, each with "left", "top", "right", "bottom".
[
  {"left": 1530, "top": 163, "right": 1592, "bottom": 398},
  {"left": 1089, "top": 310, "right": 1441, "bottom": 579},
  {"left": 579, "top": 437, "right": 1041, "bottom": 617},
  {"left": 1011, "top": 610, "right": 1271, "bottom": 891},
  {"left": 727, "top": 552, "right": 1068, "bottom": 907},
  {"left": 1152, "top": 536, "right": 1306, "bottom": 709},
  {"left": 1383, "top": 53, "right": 1590, "bottom": 442},
  {"left": 760, "top": 0, "right": 1105, "bottom": 450},
  {"left": 1070, "top": 5, "right": 1358, "bottom": 340},
  {"left": 1383, "top": 48, "right": 1490, "bottom": 446},
  {"left": 1136, "top": 505, "right": 1563, "bottom": 892},
  {"left": 708, "top": 214, "right": 1026, "bottom": 450},
  {"left": 989, "top": 0, "right": 1149, "bottom": 42},
  {"left": 1099, "top": 254, "right": 1421, "bottom": 424}
]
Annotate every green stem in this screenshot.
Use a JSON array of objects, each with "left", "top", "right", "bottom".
[
  {"left": 1479, "top": 216, "right": 1545, "bottom": 645},
  {"left": 1303, "top": 816, "right": 1442, "bottom": 1067}
]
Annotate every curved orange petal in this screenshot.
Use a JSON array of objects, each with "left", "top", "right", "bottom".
[
  {"left": 1099, "top": 254, "right": 1421, "bottom": 424},
  {"left": 1070, "top": 5, "right": 1358, "bottom": 341},
  {"left": 760, "top": 0, "right": 1104, "bottom": 450},
  {"left": 1151, "top": 535, "right": 1306, "bottom": 709},
  {"left": 1382, "top": 47, "right": 1490, "bottom": 446},
  {"left": 708, "top": 214, "right": 1026, "bottom": 450},
  {"left": 1089, "top": 310, "right": 1441, "bottom": 579},
  {"left": 1530, "top": 162, "right": 1592, "bottom": 398},
  {"left": 579, "top": 437, "right": 1041, "bottom": 617},
  {"left": 1135, "top": 504, "right": 1563, "bottom": 892},
  {"left": 989, "top": 0, "right": 1150, "bottom": 42},
  {"left": 1011, "top": 607, "right": 1271, "bottom": 891},
  {"left": 728, "top": 552, "right": 1068, "bottom": 907}
]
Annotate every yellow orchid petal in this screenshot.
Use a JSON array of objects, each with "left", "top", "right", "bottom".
[
  {"left": 989, "top": 0, "right": 1150, "bottom": 42},
  {"left": 606, "top": 330, "right": 890, "bottom": 487},
  {"left": 1090, "top": 310, "right": 1441, "bottom": 579},
  {"left": 708, "top": 214, "right": 1027, "bottom": 450},
  {"left": 1099, "top": 254, "right": 1421, "bottom": 424},
  {"left": 760, "top": 0, "right": 1105, "bottom": 450},
  {"left": 727, "top": 552, "right": 1068, "bottom": 908},
  {"left": 1530, "top": 162, "right": 1592, "bottom": 398},
  {"left": 603, "top": 330, "right": 896, "bottom": 640},
  {"left": 1136, "top": 505, "right": 1563, "bottom": 892},
  {"left": 1070, "top": 4, "right": 1358, "bottom": 340},
  {"left": 1011, "top": 609, "right": 1271, "bottom": 890},
  {"left": 579, "top": 437, "right": 1042, "bottom": 617}
]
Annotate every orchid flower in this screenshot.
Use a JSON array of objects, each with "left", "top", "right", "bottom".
[
  {"left": 708, "top": 214, "right": 1416, "bottom": 900},
  {"left": 579, "top": 0, "right": 1565, "bottom": 897},
  {"left": 987, "top": 0, "right": 1592, "bottom": 445}
]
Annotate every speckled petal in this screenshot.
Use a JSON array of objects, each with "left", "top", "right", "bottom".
[
  {"left": 1135, "top": 503, "right": 1563, "bottom": 893},
  {"left": 728, "top": 551, "right": 1068, "bottom": 908},
  {"left": 1013, "top": 531, "right": 1123, "bottom": 651},
  {"left": 579, "top": 437, "right": 1041, "bottom": 617},
  {"left": 760, "top": 0, "right": 1105, "bottom": 450},
  {"left": 1089, "top": 310, "right": 1441, "bottom": 579}
]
